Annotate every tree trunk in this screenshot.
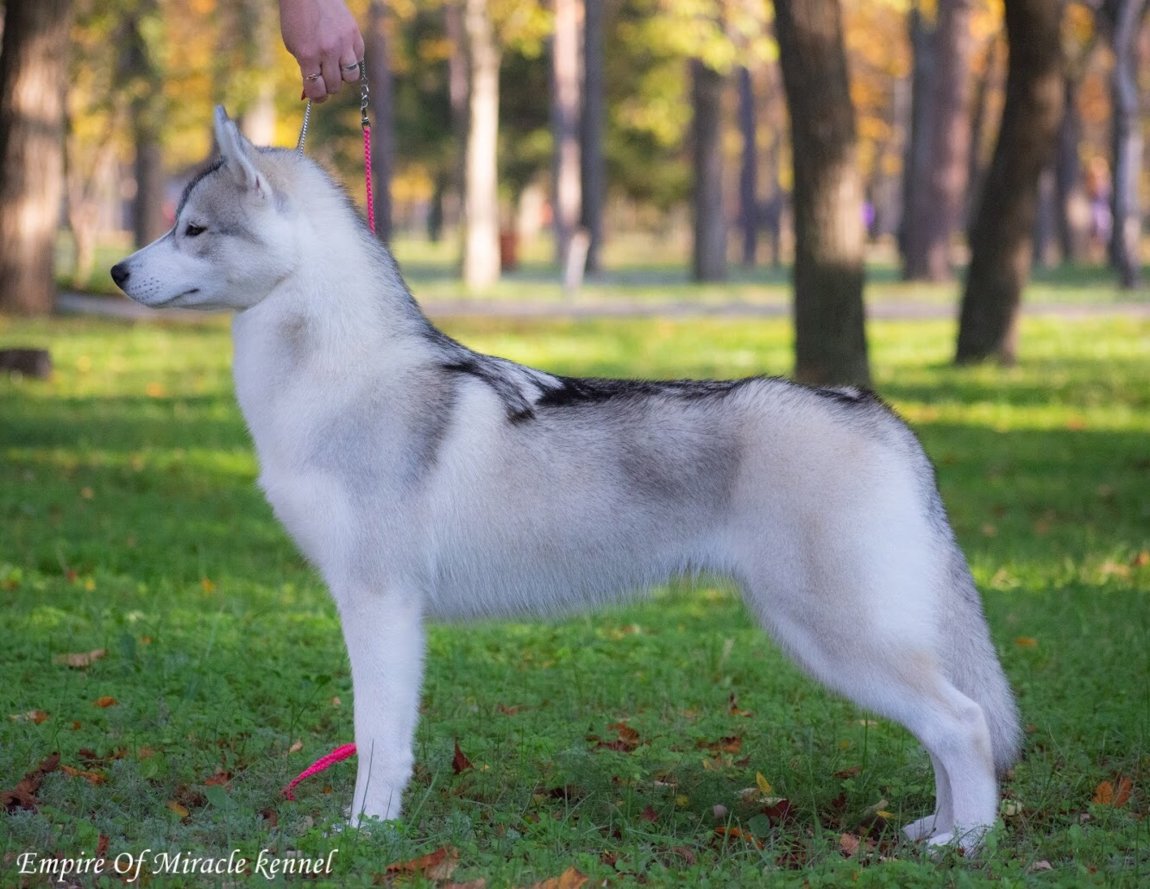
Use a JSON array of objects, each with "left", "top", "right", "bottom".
[
  {"left": 1054, "top": 76, "right": 1084, "bottom": 263},
  {"left": 691, "top": 58, "right": 726, "bottom": 283},
  {"left": 964, "top": 33, "right": 1000, "bottom": 228},
  {"left": 773, "top": 0, "right": 870, "bottom": 387},
  {"left": 444, "top": 0, "right": 469, "bottom": 242},
  {"left": 737, "top": 66, "right": 758, "bottom": 267},
  {"left": 462, "top": 0, "right": 501, "bottom": 288},
  {"left": 902, "top": 0, "right": 975, "bottom": 281},
  {"left": 367, "top": 0, "right": 395, "bottom": 242},
  {"left": 550, "top": 0, "right": 582, "bottom": 269},
  {"left": 899, "top": 6, "right": 935, "bottom": 268},
  {"left": 1105, "top": 0, "right": 1147, "bottom": 289},
  {"left": 122, "top": 3, "right": 166, "bottom": 247},
  {"left": 956, "top": 0, "right": 1064, "bottom": 365},
  {"left": 0, "top": 0, "right": 73, "bottom": 315},
  {"left": 580, "top": 0, "right": 605, "bottom": 274}
]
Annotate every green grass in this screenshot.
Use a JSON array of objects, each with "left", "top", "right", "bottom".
[{"left": 1, "top": 309, "right": 1148, "bottom": 887}]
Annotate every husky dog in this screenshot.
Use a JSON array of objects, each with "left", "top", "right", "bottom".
[{"left": 111, "top": 108, "right": 1020, "bottom": 851}]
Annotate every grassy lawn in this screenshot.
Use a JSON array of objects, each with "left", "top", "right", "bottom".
[{"left": 1, "top": 307, "right": 1148, "bottom": 887}]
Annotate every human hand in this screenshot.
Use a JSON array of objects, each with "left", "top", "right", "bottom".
[{"left": 279, "top": 0, "right": 366, "bottom": 102}]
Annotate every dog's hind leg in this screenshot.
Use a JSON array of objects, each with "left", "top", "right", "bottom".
[
  {"left": 901, "top": 752, "right": 953, "bottom": 841},
  {"left": 736, "top": 545, "right": 998, "bottom": 853},
  {"left": 336, "top": 589, "right": 425, "bottom": 824},
  {"left": 759, "top": 604, "right": 996, "bottom": 851}
]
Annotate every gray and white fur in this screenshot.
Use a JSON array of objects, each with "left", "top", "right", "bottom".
[{"left": 111, "top": 108, "right": 1020, "bottom": 852}]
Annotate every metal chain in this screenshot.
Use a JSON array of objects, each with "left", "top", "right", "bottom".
[
  {"left": 359, "top": 60, "right": 370, "bottom": 130},
  {"left": 296, "top": 99, "right": 312, "bottom": 154}
]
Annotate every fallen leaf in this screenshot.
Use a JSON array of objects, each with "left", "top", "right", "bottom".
[
  {"left": 204, "top": 770, "right": 231, "bottom": 787},
  {"left": 452, "top": 739, "right": 473, "bottom": 774},
  {"left": 834, "top": 765, "right": 861, "bottom": 780},
  {"left": 9, "top": 710, "right": 49, "bottom": 724},
  {"left": 167, "top": 800, "right": 190, "bottom": 818},
  {"left": 497, "top": 703, "right": 521, "bottom": 715},
  {"left": 1014, "top": 636, "right": 1038, "bottom": 649},
  {"left": 839, "top": 832, "right": 863, "bottom": 858},
  {"left": 641, "top": 805, "right": 659, "bottom": 822},
  {"left": 288, "top": 740, "right": 304, "bottom": 754},
  {"left": 668, "top": 846, "right": 696, "bottom": 866},
  {"left": 94, "top": 696, "right": 118, "bottom": 708},
  {"left": 763, "top": 797, "right": 795, "bottom": 825},
  {"left": 61, "top": 764, "right": 106, "bottom": 785},
  {"left": 383, "top": 846, "right": 459, "bottom": 882},
  {"left": 696, "top": 735, "right": 742, "bottom": 754},
  {"left": 53, "top": 648, "right": 106, "bottom": 669},
  {"left": 1093, "top": 776, "right": 1133, "bottom": 808},
  {"left": 727, "top": 692, "right": 752, "bottom": 718},
  {"left": 527, "top": 866, "right": 588, "bottom": 889},
  {"left": 1, "top": 753, "right": 60, "bottom": 813},
  {"left": 756, "top": 772, "right": 773, "bottom": 795},
  {"left": 1029, "top": 860, "right": 1053, "bottom": 873},
  {"left": 590, "top": 721, "right": 642, "bottom": 753},
  {"left": 714, "top": 826, "right": 762, "bottom": 848}
]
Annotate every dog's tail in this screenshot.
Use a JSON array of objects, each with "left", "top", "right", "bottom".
[{"left": 939, "top": 547, "right": 1022, "bottom": 774}]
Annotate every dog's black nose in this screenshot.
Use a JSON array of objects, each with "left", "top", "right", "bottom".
[{"left": 110, "top": 262, "right": 130, "bottom": 289}]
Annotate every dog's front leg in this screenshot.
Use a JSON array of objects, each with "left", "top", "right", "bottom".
[{"left": 337, "top": 590, "right": 425, "bottom": 824}]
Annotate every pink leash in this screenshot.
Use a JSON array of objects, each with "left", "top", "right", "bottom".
[
  {"left": 282, "top": 62, "right": 373, "bottom": 801},
  {"left": 283, "top": 742, "right": 357, "bottom": 800},
  {"left": 359, "top": 63, "right": 376, "bottom": 234}
]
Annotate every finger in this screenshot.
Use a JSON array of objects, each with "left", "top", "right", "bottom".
[
  {"left": 302, "top": 74, "right": 327, "bottom": 102},
  {"left": 300, "top": 60, "right": 327, "bottom": 102},
  {"left": 340, "top": 56, "right": 361, "bottom": 84},
  {"left": 320, "top": 57, "right": 342, "bottom": 96}
]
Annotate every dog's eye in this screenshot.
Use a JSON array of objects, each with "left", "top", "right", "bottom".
[{"left": 183, "top": 223, "right": 206, "bottom": 238}]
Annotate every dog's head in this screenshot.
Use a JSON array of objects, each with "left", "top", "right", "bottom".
[{"left": 110, "top": 107, "right": 299, "bottom": 312}]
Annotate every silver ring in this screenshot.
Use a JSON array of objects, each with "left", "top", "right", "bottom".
[
  {"left": 342, "top": 62, "right": 360, "bottom": 72},
  {"left": 305, "top": 73, "right": 322, "bottom": 82}
]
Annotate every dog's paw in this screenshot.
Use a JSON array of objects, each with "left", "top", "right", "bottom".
[
  {"left": 924, "top": 824, "right": 989, "bottom": 856},
  {"left": 901, "top": 814, "right": 943, "bottom": 842}
]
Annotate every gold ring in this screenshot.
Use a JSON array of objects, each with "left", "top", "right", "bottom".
[{"left": 305, "top": 73, "right": 322, "bottom": 82}]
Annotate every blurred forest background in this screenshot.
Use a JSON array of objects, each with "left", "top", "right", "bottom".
[{"left": 0, "top": 0, "right": 1146, "bottom": 380}]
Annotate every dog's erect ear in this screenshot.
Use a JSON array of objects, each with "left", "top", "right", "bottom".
[{"left": 213, "top": 105, "right": 272, "bottom": 200}]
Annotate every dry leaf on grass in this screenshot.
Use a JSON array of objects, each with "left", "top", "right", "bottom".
[
  {"left": 9, "top": 709, "right": 49, "bottom": 724},
  {"left": 589, "top": 721, "right": 642, "bottom": 753},
  {"left": 61, "top": 764, "right": 106, "bottom": 785},
  {"left": 1092, "top": 776, "right": 1133, "bottom": 808},
  {"left": 452, "top": 740, "right": 473, "bottom": 774},
  {"left": 53, "top": 648, "right": 106, "bottom": 668},
  {"left": 714, "top": 826, "right": 762, "bottom": 848},
  {"left": 1, "top": 753, "right": 60, "bottom": 813},
  {"left": 382, "top": 846, "right": 459, "bottom": 883},
  {"left": 526, "top": 867, "right": 588, "bottom": 889}
]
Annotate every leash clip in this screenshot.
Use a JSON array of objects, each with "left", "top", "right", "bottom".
[{"left": 358, "top": 61, "right": 370, "bottom": 131}]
